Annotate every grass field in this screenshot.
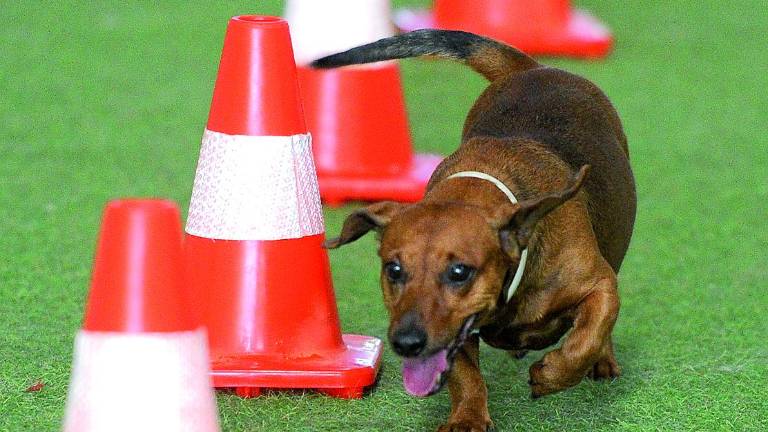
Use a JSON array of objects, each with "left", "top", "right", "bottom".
[{"left": 1, "top": 0, "right": 766, "bottom": 430}]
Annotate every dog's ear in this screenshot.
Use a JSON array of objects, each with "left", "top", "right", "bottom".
[
  {"left": 492, "top": 165, "right": 590, "bottom": 259},
  {"left": 323, "top": 201, "right": 405, "bottom": 249}
]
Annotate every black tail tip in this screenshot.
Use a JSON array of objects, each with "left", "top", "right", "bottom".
[{"left": 309, "top": 55, "right": 338, "bottom": 69}]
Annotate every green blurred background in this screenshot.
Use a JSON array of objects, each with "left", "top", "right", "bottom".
[{"left": 1, "top": 0, "right": 766, "bottom": 430}]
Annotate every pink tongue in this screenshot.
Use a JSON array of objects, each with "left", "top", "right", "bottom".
[{"left": 402, "top": 349, "right": 448, "bottom": 397}]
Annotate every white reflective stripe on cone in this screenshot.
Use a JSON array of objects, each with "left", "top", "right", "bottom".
[
  {"left": 285, "top": 0, "right": 395, "bottom": 65},
  {"left": 63, "top": 329, "right": 220, "bottom": 432},
  {"left": 186, "top": 130, "right": 325, "bottom": 241}
]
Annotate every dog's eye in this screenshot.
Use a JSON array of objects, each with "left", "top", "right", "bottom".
[
  {"left": 384, "top": 261, "right": 406, "bottom": 283},
  {"left": 443, "top": 263, "right": 475, "bottom": 286}
]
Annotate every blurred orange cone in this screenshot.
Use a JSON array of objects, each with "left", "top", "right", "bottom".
[
  {"left": 285, "top": 0, "right": 443, "bottom": 205},
  {"left": 395, "top": 0, "right": 613, "bottom": 58},
  {"left": 63, "top": 199, "right": 219, "bottom": 432}
]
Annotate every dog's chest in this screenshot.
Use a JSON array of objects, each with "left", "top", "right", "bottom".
[{"left": 480, "top": 312, "right": 574, "bottom": 351}]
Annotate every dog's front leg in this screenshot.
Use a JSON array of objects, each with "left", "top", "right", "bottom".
[
  {"left": 528, "top": 274, "right": 620, "bottom": 398},
  {"left": 439, "top": 334, "right": 493, "bottom": 432}
]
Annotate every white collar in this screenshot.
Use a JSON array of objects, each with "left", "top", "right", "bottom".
[{"left": 446, "top": 171, "right": 528, "bottom": 303}]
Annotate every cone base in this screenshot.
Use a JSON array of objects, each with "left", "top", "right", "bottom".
[
  {"left": 318, "top": 153, "right": 442, "bottom": 206},
  {"left": 394, "top": 8, "right": 613, "bottom": 58},
  {"left": 211, "top": 334, "right": 383, "bottom": 399}
]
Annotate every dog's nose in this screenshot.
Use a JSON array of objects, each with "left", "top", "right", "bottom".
[{"left": 391, "top": 327, "right": 427, "bottom": 357}]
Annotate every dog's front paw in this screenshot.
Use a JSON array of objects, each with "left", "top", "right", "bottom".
[
  {"left": 528, "top": 352, "right": 583, "bottom": 398},
  {"left": 437, "top": 419, "right": 494, "bottom": 432}
]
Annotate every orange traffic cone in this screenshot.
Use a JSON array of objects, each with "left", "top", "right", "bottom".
[
  {"left": 63, "top": 199, "right": 220, "bottom": 432},
  {"left": 395, "top": 0, "right": 613, "bottom": 58},
  {"left": 185, "top": 15, "right": 383, "bottom": 398},
  {"left": 285, "top": 0, "right": 443, "bottom": 205}
]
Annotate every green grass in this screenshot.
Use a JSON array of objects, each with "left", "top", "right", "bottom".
[{"left": 1, "top": 0, "right": 766, "bottom": 430}]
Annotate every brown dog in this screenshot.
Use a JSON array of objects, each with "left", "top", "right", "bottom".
[{"left": 313, "top": 30, "right": 636, "bottom": 432}]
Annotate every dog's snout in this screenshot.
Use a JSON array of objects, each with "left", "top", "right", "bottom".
[{"left": 391, "top": 327, "right": 428, "bottom": 357}]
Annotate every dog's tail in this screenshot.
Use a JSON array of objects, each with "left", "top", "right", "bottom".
[{"left": 310, "top": 30, "right": 539, "bottom": 82}]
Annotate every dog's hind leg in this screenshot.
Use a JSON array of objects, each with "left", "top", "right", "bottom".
[{"left": 588, "top": 336, "right": 621, "bottom": 380}]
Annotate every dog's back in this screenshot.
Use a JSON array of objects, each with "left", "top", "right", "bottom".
[
  {"left": 313, "top": 30, "right": 636, "bottom": 271},
  {"left": 465, "top": 67, "right": 636, "bottom": 271}
]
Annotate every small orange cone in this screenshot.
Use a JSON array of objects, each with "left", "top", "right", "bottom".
[
  {"left": 185, "top": 15, "right": 382, "bottom": 398},
  {"left": 395, "top": 0, "right": 613, "bottom": 58},
  {"left": 63, "top": 199, "right": 219, "bottom": 432},
  {"left": 285, "top": 0, "right": 443, "bottom": 205}
]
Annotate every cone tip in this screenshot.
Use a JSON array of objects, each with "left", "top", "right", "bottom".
[
  {"left": 84, "top": 198, "right": 196, "bottom": 333},
  {"left": 207, "top": 14, "right": 305, "bottom": 136},
  {"left": 232, "top": 15, "right": 286, "bottom": 26}
]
